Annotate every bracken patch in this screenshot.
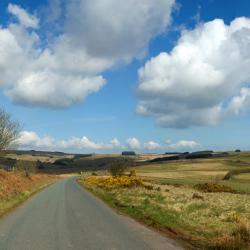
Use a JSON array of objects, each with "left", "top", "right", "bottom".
[{"left": 0, "top": 170, "right": 55, "bottom": 201}]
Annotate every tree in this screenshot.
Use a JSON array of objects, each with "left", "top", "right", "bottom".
[
  {"left": 0, "top": 108, "right": 20, "bottom": 152},
  {"left": 15, "top": 160, "right": 36, "bottom": 178},
  {"left": 109, "top": 159, "right": 133, "bottom": 176}
]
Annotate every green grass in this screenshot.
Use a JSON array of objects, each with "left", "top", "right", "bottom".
[
  {"left": 78, "top": 153, "right": 250, "bottom": 249},
  {"left": 79, "top": 176, "right": 250, "bottom": 250},
  {"left": 132, "top": 153, "right": 250, "bottom": 194}
]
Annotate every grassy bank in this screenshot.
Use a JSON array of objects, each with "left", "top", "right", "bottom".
[
  {"left": 78, "top": 176, "right": 250, "bottom": 249},
  {"left": 0, "top": 170, "right": 57, "bottom": 217}
]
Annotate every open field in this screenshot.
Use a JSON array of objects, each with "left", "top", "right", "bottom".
[
  {"left": 5, "top": 153, "right": 74, "bottom": 163},
  {"left": 79, "top": 175, "right": 250, "bottom": 249},
  {"left": 1, "top": 150, "right": 250, "bottom": 248},
  {"left": 235, "top": 173, "right": 250, "bottom": 180},
  {"left": 131, "top": 153, "right": 250, "bottom": 194},
  {"left": 78, "top": 152, "right": 250, "bottom": 249},
  {"left": 64, "top": 153, "right": 164, "bottom": 162}
]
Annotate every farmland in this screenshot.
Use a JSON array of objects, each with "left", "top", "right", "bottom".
[
  {"left": 132, "top": 153, "right": 250, "bottom": 194},
  {"left": 1, "top": 150, "right": 250, "bottom": 248},
  {"left": 79, "top": 151, "right": 250, "bottom": 249}
]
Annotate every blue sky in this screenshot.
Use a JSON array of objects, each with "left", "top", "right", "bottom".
[{"left": 0, "top": 0, "right": 250, "bottom": 153}]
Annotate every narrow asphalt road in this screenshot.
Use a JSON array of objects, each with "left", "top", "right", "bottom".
[{"left": 0, "top": 178, "right": 183, "bottom": 250}]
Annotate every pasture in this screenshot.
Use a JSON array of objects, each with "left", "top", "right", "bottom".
[
  {"left": 132, "top": 153, "right": 250, "bottom": 194},
  {"left": 80, "top": 152, "right": 250, "bottom": 249}
]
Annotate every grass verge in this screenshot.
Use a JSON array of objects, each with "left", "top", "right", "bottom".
[
  {"left": 0, "top": 170, "right": 57, "bottom": 217},
  {"left": 78, "top": 176, "right": 250, "bottom": 250}
]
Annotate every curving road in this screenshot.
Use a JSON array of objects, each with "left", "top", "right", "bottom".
[{"left": 0, "top": 178, "right": 183, "bottom": 250}]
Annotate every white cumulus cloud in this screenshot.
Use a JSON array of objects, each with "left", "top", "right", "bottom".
[
  {"left": 0, "top": 1, "right": 175, "bottom": 107},
  {"left": 126, "top": 138, "right": 141, "bottom": 149},
  {"left": 110, "top": 138, "right": 120, "bottom": 147},
  {"left": 17, "top": 131, "right": 200, "bottom": 152},
  {"left": 167, "top": 140, "right": 201, "bottom": 150},
  {"left": 66, "top": 0, "right": 174, "bottom": 61},
  {"left": 17, "top": 131, "right": 55, "bottom": 148},
  {"left": 143, "top": 141, "right": 161, "bottom": 150},
  {"left": 137, "top": 17, "right": 250, "bottom": 128},
  {"left": 17, "top": 131, "right": 121, "bottom": 151},
  {"left": 8, "top": 4, "right": 39, "bottom": 28}
]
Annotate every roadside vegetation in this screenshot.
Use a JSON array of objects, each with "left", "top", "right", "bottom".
[
  {"left": 0, "top": 169, "right": 56, "bottom": 217},
  {"left": 0, "top": 108, "right": 58, "bottom": 216},
  {"left": 1, "top": 107, "right": 250, "bottom": 248},
  {"left": 78, "top": 153, "right": 250, "bottom": 249}
]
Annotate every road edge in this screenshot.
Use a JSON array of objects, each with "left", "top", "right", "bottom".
[
  {"left": 75, "top": 177, "right": 186, "bottom": 250},
  {"left": 0, "top": 178, "right": 58, "bottom": 219}
]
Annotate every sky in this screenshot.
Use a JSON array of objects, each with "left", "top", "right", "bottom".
[{"left": 0, "top": 0, "right": 250, "bottom": 153}]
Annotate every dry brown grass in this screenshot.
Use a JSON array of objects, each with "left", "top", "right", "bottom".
[
  {"left": 6, "top": 153, "right": 74, "bottom": 163},
  {"left": 137, "top": 171, "right": 227, "bottom": 180},
  {"left": 234, "top": 173, "right": 250, "bottom": 181},
  {"left": 136, "top": 154, "right": 167, "bottom": 162},
  {"left": 210, "top": 219, "right": 250, "bottom": 249},
  {"left": 80, "top": 175, "right": 250, "bottom": 249},
  {"left": 0, "top": 170, "right": 56, "bottom": 202}
]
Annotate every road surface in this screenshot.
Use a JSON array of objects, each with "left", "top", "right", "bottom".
[{"left": 0, "top": 178, "right": 183, "bottom": 250}]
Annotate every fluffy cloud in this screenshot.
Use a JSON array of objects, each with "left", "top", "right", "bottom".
[
  {"left": 110, "top": 138, "right": 120, "bottom": 147},
  {"left": 1, "top": 6, "right": 109, "bottom": 107},
  {"left": 226, "top": 88, "right": 250, "bottom": 116},
  {"left": 137, "top": 17, "right": 250, "bottom": 128},
  {"left": 0, "top": 1, "right": 175, "bottom": 107},
  {"left": 126, "top": 138, "right": 141, "bottom": 149},
  {"left": 66, "top": 0, "right": 174, "bottom": 60},
  {"left": 8, "top": 4, "right": 39, "bottom": 28},
  {"left": 17, "top": 131, "right": 120, "bottom": 151},
  {"left": 166, "top": 140, "right": 201, "bottom": 150},
  {"left": 17, "top": 131, "right": 200, "bottom": 152},
  {"left": 143, "top": 141, "right": 161, "bottom": 150},
  {"left": 7, "top": 72, "right": 106, "bottom": 107},
  {"left": 17, "top": 131, "right": 55, "bottom": 148}
]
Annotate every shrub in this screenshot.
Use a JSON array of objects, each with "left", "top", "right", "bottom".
[
  {"left": 192, "top": 193, "right": 204, "bottom": 200},
  {"left": 84, "top": 176, "right": 144, "bottom": 189},
  {"left": 210, "top": 220, "right": 250, "bottom": 250},
  {"left": 185, "top": 153, "right": 212, "bottom": 159},
  {"left": 36, "top": 160, "right": 46, "bottom": 170},
  {"left": 149, "top": 155, "right": 180, "bottom": 163},
  {"left": 15, "top": 160, "right": 37, "bottom": 178},
  {"left": 92, "top": 172, "right": 98, "bottom": 176},
  {"left": 122, "top": 151, "right": 136, "bottom": 156},
  {"left": 129, "top": 170, "right": 136, "bottom": 177},
  {"left": 109, "top": 160, "right": 130, "bottom": 176},
  {"left": 223, "top": 171, "right": 232, "bottom": 180},
  {"left": 144, "top": 184, "right": 154, "bottom": 190},
  {"left": 194, "top": 183, "right": 234, "bottom": 193},
  {"left": 54, "top": 158, "right": 73, "bottom": 166},
  {"left": 0, "top": 157, "right": 16, "bottom": 171},
  {"left": 232, "top": 219, "right": 250, "bottom": 243}
]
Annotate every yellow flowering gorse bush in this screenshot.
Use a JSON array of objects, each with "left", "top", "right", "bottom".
[
  {"left": 79, "top": 175, "right": 250, "bottom": 248},
  {"left": 84, "top": 176, "right": 144, "bottom": 189}
]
